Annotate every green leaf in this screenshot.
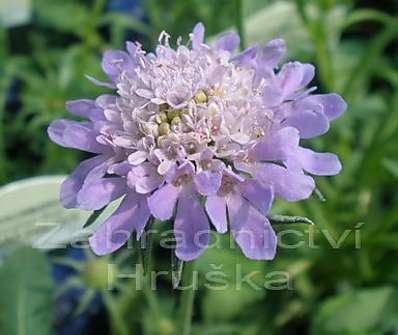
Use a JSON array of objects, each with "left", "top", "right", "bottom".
[
  {"left": 0, "top": 247, "right": 55, "bottom": 335},
  {"left": 311, "top": 287, "right": 393, "bottom": 335},
  {"left": 202, "top": 285, "right": 264, "bottom": 322},
  {"left": 382, "top": 158, "right": 398, "bottom": 178},
  {"left": 269, "top": 214, "right": 314, "bottom": 225},
  {"left": 84, "top": 207, "right": 107, "bottom": 228}
]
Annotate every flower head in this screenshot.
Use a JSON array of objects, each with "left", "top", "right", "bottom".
[{"left": 48, "top": 23, "right": 346, "bottom": 261}]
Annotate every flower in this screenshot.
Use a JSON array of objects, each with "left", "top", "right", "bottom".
[{"left": 48, "top": 23, "right": 346, "bottom": 261}]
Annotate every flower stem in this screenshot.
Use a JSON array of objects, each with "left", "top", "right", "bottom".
[
  {"left": 235, "top": 0, "right": 246, "bottom": 50},
  {"left": 178, "top": 260, "right": 196, "bottom": 335}
]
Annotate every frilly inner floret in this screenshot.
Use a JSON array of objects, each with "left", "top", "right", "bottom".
[{"left": 101, "top": 34, "right": 273, "bottom": 175}]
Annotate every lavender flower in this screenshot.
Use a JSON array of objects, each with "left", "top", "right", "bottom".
[{"left": 48, "top": 23, "right": 346, "bottom": 261}]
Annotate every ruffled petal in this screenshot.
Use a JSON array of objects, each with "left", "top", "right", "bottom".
[
  {"left": 257, "top": 38, "right": 286, "bottom": 69},
  {"left": 251, "top": 127, "right": 299, "bottom": 161},
  {"left": 232, "top": 46, "right": 257, "bottom": 66},
  {"left": 277, "top": 62, "right": 305, "bottom": 97},
  {"left": 261, "top": 85, "right": 283, "bottom": 107},
  {"left": 60, "top": 155, "right": 109, "bottom": 208},
  {"left": 77, "top": 177, "right": 127, "bottom": 210},
  {"left": 194, "top": 170, "right": 222, "bottom": 196},
  {"left": 128, "top": 162, "right": 163, "bottom": 194},
  {"left": 213, "top": 32, "right": 240, "bottom": 53},
  {"left": 297, "top": 147, "right": 342, "bottom": 176},
  {"left": 147, "top": 183, "right": 179, "bottom": 220},
  {"left": 305, "top": 93, "right": 347, "bottom": 120},
  {"left": 282, "top": 108, "right": 329, "bottom": 139},
  {"left": 205, "top": 195, "right": 228, "bottom": 233},
  {"left": 299, "top": 63, "right": 315, "bottom": 88},
  {"left": 238, "top": 162, "right": 315, "bottom": 202},
  {"left": 174, "top": 190, "right": 210, "bottom": 261},
  {"left": 65, "top": 99, "right": 105, "bottom": 121},
  {"left": 102, "top": 50, "right": 135, "bottom": 82},
  {"left": 227, "top": 193, "right": 277, "bottom": 260},
  {"left": 89, "top": 192, "right": 150, "bottom": 255},
  {"left": 48, "top": 120, "right": 106, "bottom": 153},
  {"left": 238, "top": 179, "right": 274, "bottom": 216},
  {"left": 191, "top": 22, "right": 205, "bottom": 50}
]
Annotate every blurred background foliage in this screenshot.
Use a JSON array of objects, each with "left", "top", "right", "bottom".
[{"left": 0, "top": 0, "right": 398, "bottom": 334}]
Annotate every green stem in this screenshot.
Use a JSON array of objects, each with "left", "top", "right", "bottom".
[
  {"left": 235, "top": 0, "right": 246, "bottom": 50},
  {"left": 138, "top": 223, "right": 160, "bottom": 316},
  {"left": 102, "top": 290, "right": 130, "bottom": 335},
  {"left": 178, "top": 260, "right": 196, "bottom": 335},
  {"left": 295, "top": 1, "right": 335, "bottom": 91}
]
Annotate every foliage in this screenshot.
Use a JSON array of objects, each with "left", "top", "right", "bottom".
[{"left": 0, "top": 247, "right": 54, "bottom": 335}]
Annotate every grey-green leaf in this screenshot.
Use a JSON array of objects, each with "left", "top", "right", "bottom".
[
  {"left": 0, "top": 247, "right": 55, "bottom": 335},
  {"left": 269, "top": 214, "right": 314, "bottom": 225}
]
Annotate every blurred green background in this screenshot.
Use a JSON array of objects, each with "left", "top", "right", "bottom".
[{"left": 0, "top": 0, "right": 398, "bottom": 334}]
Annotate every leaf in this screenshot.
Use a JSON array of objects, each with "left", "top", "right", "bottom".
[
  {"left": 269, "top": 214, "right": 314, "bottom": 225},
  {"left": 202, "top": 285, "right": 265, "bottom": 322},
  {"left": 311, "top": 287, "right": 393, "bottom": 335},
  {"left": 33, "top": 0, "right": 89, "bottom": 34},
  {"left": 382, "top": 158, "right": 398, "bottom": 178},
  {"left": 0, "top": 247, "right": 55, "bottom": 335},
  {"left": 84, "top": 207, "right": 107, "bottom": 228},
  {"left": 0, "top": 176, "right": 90, "bottom": 248}
]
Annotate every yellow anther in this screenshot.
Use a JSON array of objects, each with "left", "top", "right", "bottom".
[
  {"left": 167, "top": 110, "right": 180, "bottom": 122},
  {"left": 170, "top": 116, "right": 181, "bottom": 126},
  {"left": 159, "top": 122, "right": 170, "bottom": 136},
  {"left": 194, "top": 90, "right": 208, "bottom": 104},
  {"left": 155, "top": 112, "right": 168, "bottom": 124}
]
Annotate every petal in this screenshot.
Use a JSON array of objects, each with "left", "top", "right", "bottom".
[
  {"left": 166, "top": 161, "right": 195, "bottom": 184},
  {"left": 227, "top": 193, "right": 277, "bottom": 260},
  {"left": 48, "top": 120, "right": 106, "bottom": 153},
  {"left": 238, "top": 179, "right": 274, "bottom": 216},
  {"left": 297, "top": 147, "right": 342, "bottom": 176},
  {"left": 65, "top": 99, "right": 105, "bottom": 121},
  {"left": 102, "top": 50, "right": 135, "bottom": 82},
  {"left": 261, "top": 85, "right": 283, "bottom": 107},
  {"left": 128, "top": 163, "right": 163, "bottom": 194},
  {"left": 305, "top": 93, "right": 347, "bottom": 120},
  {"left": 299, "top": 63, "right": 315, "bottom": 88},
  {"left": 77, "top": 177, "right": 127, "bottom": 210},
  {"left": 174, "top": 191, "right": 210, "bottom": 261},
  {"left": 194, "top": 170, "right": 222, "bottom": 196},
  {"left": 85, "top": 75, "right": 116, "bottom": 89},
  {"left": 60, "top": 155, "right": 109, "bottom": 208},
  {"left": 232, "top": 46, "right": 257, "bottom": 66},
  {"left": 243, "top": 163, "right": 315, "bottom": 202},
  {"left": 257, "top": 38, "right": 286, "bottom": 69},
  {"left": 147, "top": 184, "right": 179, "bottom": 220},
  {"left": 108, "top": 161, "right": 131, "bottom": 176},
  {"left": 205, "top": 195, "right": 228, "bottom": 233},
  {"left": 191, "top": 22, "right": 205, "bottom": 50},
  {"left": 89, "top": 192, "right": 150, "bottom": 255},
  {"left": 251, "top": 127, "right": 299, "bottom": 161},
  {"left": 128, "top": 151, "right": 147, "bottom": 165},
  {"left": 282, "top": 109, "right": 330, "bottom": 139},
  {"left": 213, "top": 32, "right": 240, "bottom": 53},
  {"left": 277, "top": 62, "right": 304, "bottom": 97}
]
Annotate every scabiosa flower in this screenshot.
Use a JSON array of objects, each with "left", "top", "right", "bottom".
[{"left": 48, "top": 23, "right": 346, "bottom": 261}]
